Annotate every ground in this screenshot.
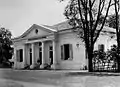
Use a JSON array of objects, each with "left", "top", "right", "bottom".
[{"left": 0, "top": 69, "right": 120, "bottom": 87}]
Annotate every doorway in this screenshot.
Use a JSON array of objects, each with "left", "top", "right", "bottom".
[
  {"left": 29, "top": 48, "right": 32, "bottom": 65},
  {"left": 49, "top": 46, "right": 53, "bottom": 65},
  {"left": 39, "top": 47, "right": 42, "bottom": 65}
]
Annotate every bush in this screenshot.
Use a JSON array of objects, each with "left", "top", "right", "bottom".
[{"left": 93, "top": 44, "right": 118, "bottom": 71}]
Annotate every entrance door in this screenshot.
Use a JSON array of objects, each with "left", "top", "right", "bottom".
[
  {"left": 49, "top": 46, "right": 53, "bottom": 65},
  {"left": 30, "top": 48, "right": 32, "bottom": 65},
  {"left": 39, "top": 47, "right": 42, "bottom": 65}
]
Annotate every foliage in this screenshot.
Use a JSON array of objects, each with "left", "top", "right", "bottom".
[
  {"left": 93, "top": 45, "right": 119, "bottom": 62},
  {"left": 93, "top": 45, "right": 118, "bottom": 71},
  {"left": 107, "top": 15, "right": 118, "bottom": 28},
  {"left": 93, "top": 50, "right": 106, "bottom": 60},
  {"left": 0, "top": 27, "right": 13, "bottom": 64}
]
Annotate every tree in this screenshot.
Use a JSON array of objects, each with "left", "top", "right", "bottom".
[
  {"left": 106, "top": 0, "right": 120, "bottom": 71},
  {"left": 0, "top": 27, "right": 13, "bottom": 65},
  {"left": 113, "top": 0, "right": 120, "bottom": 71},
  {"left": 60, "top": 0, "right": 112, "bottom": 72}
]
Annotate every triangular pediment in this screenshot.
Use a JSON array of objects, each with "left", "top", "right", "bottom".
[{"left": 16, "top": 24, "right": 57, "bottom": 40}]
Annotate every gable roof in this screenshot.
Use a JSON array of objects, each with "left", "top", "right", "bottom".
[{"left": 14, "top": 24, "right": 57, "bottom": 40}]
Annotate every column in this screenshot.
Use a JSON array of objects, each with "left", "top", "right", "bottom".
[
  {"left": 30, "top": 43, "right": 35, "bottom": 69},
  {"left": 51, "top": 40, "right": 58, "bottom": 69},
  {"left": 23, "top": 45, "right": 26, "bottom": 67},
  {"left": 40, "top": 41, "right": 45, "bottom": 68}
]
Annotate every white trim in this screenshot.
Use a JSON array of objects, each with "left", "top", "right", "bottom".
[
  {"left": 40, "top": 24, "right": 57, "bottom": 32},
  {"left": 12, "top": 24, "right": 57, "bottom": 41},
  {"left": 26, "top": 38, "right": 54, "bottom": 44}
]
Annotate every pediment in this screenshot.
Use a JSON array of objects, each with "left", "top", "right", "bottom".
[{"left": 18, "top": 24, "right": 57, "bottom": 39}]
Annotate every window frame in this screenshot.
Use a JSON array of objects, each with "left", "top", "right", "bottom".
[{"left": 61, "top": 44, "right": 73, "bottom": 61}]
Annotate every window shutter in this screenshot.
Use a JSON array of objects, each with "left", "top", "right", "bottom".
[
  {"left": 16, "top": 50, "right": 20, "bottom": 62},
  {"left": 69, "top": 44, "right": 73, "bottom": 60},
  {"left": 61, "top": 45, "right": 64, "bottom": 60}
]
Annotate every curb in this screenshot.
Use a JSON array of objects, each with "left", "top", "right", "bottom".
[
  {"left": 1, "top": 68, "right": 120, "bottom": 76},
  {"left": 66, "top": 72, "right": 120, "bottom": 76}
]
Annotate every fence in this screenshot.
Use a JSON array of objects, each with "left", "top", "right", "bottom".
[{"left": 92, "top": 54, "right": 118, "bottom": 72}]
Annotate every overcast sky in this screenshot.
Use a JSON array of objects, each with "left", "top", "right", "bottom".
[{"left": 0, "top": 0, "right": 68, "bottom": 37}]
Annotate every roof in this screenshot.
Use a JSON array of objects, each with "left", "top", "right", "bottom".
[
  {"left": 44, "top": 20, "right": 73, "bottom": 31},
  {"left": 45, "top": 21, "right": 116, "bottom": 33},
  {"left": 102, "top": 26, "right": 116, "bottom": 33},
  {"left": 13, "top": 20, "right": 116, "bottom": 40}
]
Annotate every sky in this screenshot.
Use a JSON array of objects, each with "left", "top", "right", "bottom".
[{"left": 0, "top": 0, "right": 68, "bottom": 37}]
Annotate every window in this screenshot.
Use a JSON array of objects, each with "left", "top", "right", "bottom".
[
  {"left": 61, "top": 44, "right": 73, "bottom": 60},
  {"left": 16, "top": 49, "right": 23, "bottom": 62},
  {"left": 19, "top": 49, "right": 23, "bottom": 62},
  {"left": 49, "top": 46, "right": 53, "bottom": 51},
  {"left": 98, "top": 44, "right": 104, "bottom": 52},
  {"left": 39, "top": 42, "right": 42, "bottom": 46},
  {"left": 35, "top": 29, "right": 38, "bottom": 34}
]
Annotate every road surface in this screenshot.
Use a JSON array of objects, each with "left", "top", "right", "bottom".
[{"left": 0, "top": 69, "right": 120, "bottom": 87}]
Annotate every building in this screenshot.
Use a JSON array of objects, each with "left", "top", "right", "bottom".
[{"left": 12, "top": 21, "right": 116, "bottom": 70}]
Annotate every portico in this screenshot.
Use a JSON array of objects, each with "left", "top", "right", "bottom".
[{"left": 13, "top": 37, "right": 58, "bottom": 69}]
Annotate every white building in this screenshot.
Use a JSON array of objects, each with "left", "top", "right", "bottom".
[{"left": 12, "top": 21, "right": 116, "bottom": 70}]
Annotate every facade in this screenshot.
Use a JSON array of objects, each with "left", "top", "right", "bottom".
[{"left": 12, "top": 22, "right": 116, "bottom": 70}]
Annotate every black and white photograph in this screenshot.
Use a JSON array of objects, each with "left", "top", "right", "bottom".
[{"left": 0, "top": 0, "right": 119, "bottom": 87}]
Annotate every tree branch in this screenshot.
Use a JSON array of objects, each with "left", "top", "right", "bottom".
[
  {"left": 93, "top": 0, "right": 112, "bottom": 44},
  {"left": 91, "top": 0, "right": 96, "bottom": 7},
  {"left": 92, "top": 0, "right": 102, "bottom": 34},
  {"left": 100, "top": 0, "right": 105, "bottom": 13}
]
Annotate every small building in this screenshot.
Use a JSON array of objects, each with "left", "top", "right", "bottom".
[{"left": 12, "top": 21, "right": 116, "bottom": 70}]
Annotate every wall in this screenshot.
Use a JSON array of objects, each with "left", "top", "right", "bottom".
[
  {"left": 57, "top": 31, "right": 86, "bottom": 70},
  {"left": 44, "top": 41, "right": 52, "bottom": 64},
  {"left": 56, "top": 30, "right": 116, "bottom": 70},
  {"left": 94, "top": 34, "right": 116, "bottom": 51},
  {"left": 13, "top": 28, "right": 116, "bottom": 70},
  {"left": 13, "top": 43, "right": 25, "bottom": 69},
  {"left": 24, "top": 26, "right": 50, "bottom": 39}
]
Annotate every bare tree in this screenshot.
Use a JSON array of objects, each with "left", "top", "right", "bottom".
[
  {"left": 60, "top": 0, "right": 112, "bottom": 72},
  {"left": 105, "top": 0, "right": 119, "bottom": 71},
  {"left": 113, "top": 0, "right": 120, "bottom": 71}
]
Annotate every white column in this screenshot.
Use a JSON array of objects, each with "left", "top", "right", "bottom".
[
  {"left": 23, "top": 45, "right": 26, "bottom": 67},
  {"left": 40, "top": 41, "right": 45, "bottom": 68},
  {"left": 53, "top": 40, "right": 56, "bottom": 64},
  {"left": 30, "top": 43, "right": 35, "bottom": 69},
  {"left": 51, "top": 40, "right": 57, "bottom": 69}
]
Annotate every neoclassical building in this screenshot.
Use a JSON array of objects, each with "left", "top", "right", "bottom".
[{"left": 12, "top": 21, "right": 116, "bottom": 70}]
